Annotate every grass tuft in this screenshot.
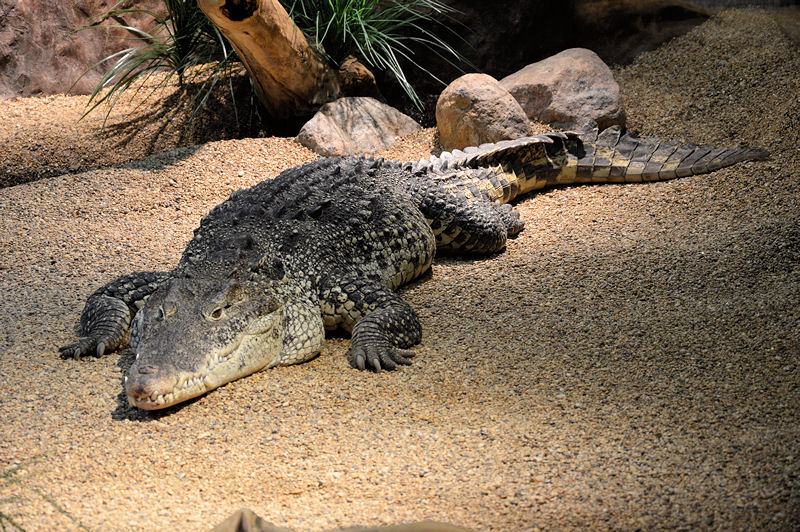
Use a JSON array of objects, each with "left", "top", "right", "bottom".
[
  {"left": 284, "top": 0, "right": 469, "bottom": 108},
  {"left": 76, "top": 0, "right": 468, "bottom": 125},
  {"left": 73, "top": 0, "right": 246, "bottom": 128}
]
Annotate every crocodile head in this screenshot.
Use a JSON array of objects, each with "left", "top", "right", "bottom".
[{"left": 125, "top": 266, "right": 287, "bottom": 410}]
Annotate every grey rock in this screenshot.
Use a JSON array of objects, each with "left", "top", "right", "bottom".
[
  {"left": 210, "top": 508, "right": 295, "bottom": 532},
  {"left": 210, "top": 508, "right": 474, "bottom": 532},
  {"left": 435, "top": 73, "right": 534, "bottom": 151},
  {"left": 500, "top": 48, "right": 626, "bottom": 130},
  {"left": 297, "top": 97, "right": 421, "bottom": 157}
]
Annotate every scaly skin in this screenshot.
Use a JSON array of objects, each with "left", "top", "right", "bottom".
[{"left": 59, "top": 125, "right": 768, "bottom": 409}]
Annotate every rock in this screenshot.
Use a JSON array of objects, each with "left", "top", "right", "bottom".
[
  {"left": 0, "top": 0, "right": 164, "bottom": 99},
  {"left": 500, "top": 48, "right": 626, "bottom": 130},
  {"left": 337, "top": 55, "right": 382, "bottom": 99},
  {"left": 210, "top": 508, "right": 294, "bottom": 532},
  {"left": 296, "top": 97, "right": 421, "bottom": 156},
  {"left": 210, "top": 509, "right": 475, "bottom": 532},
  {"left": 435, "top": 73, "right": 534, "bottom": 151}
]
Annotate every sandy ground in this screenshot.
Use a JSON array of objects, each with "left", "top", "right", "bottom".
[{"left": 1, "top": 9, "right": 799, "bottom": 532}]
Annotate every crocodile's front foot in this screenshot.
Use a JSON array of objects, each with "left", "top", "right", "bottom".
[
  {"left": 348, "top": 305, "right": 420, "bottom": 371},
  {"left": 59, "top": 336, "right": 112, "bottom": 360},
  {"left": 321, "top": 277, "right": 423, "bottom": 371},
  {"left": 59, "top": 294, "right": 132, "bottom": 360},
  {"left": 348, "top": 340, "right": 416, "bottom": 371}
]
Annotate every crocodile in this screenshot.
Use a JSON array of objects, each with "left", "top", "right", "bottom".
[{"left": 59, "top": 123, "right": 768, "bottom": 409}]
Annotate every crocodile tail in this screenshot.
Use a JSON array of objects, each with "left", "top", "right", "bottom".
[
  {"left": 570, "top": 122, "right": 769, "bottom": 186},
  {"left": 419, "top": 123, "right": 769, "bottom": 203}
]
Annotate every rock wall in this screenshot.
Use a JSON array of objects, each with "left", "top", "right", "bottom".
[{"left": 0, "top": 0, "right": 164, "bottom": 99}]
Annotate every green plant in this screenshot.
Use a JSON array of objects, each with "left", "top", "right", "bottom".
[
  {"left": 74, "top": 0, "right": 242, "bottom": 125},
  {"left": 281, "top": 0, "right": 468, "bottom": 108},
  {"left": 77, "top": 0, "right": 467, "bottom": 125}
]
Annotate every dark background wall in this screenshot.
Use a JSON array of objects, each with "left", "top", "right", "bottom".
[{"left": 0, "top": 0, "right": 795, "bottom": 100}]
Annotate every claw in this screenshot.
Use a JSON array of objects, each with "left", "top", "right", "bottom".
[
  {"left": 58, "top": 337, "right": 100, "bottom": 360},
  {"left": 350, "top": 343, "right": 416, "bottom": 372},
  {"left": 394, "top": 348, "right": 416, "bottom": 363},
  {"left": 58, "top": 344, "right": 82, "bottom": 360}
]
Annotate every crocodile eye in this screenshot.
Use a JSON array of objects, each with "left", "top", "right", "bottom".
[
  {"left": 209, "top": 302, "right": 235, "bottom": 321},
  {"left": 157, "top": 302, "right": 176, "bottom": 320}
]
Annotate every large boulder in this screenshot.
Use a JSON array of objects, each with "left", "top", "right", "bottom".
[
  {"left": 500, "top": 48, "right": 626, "bottom": 130},
  {"left": 0, "top": 0, "right": 164, "bottom": 99},
  {"left": 296, "top": 97, "right": 421, "bottom": 157},
  {"left": 435, "top": 73, "right": 534, "bottom": 151}
]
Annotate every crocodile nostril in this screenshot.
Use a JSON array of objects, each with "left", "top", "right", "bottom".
[{"left": 137, "top": 365, "right": 158, "bottom": 375}]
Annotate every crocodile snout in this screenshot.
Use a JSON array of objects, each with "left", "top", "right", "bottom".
[{"left": 125, "top": 364, "right": 179, "bottom": 409}]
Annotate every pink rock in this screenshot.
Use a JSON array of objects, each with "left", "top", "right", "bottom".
[
  {"left": 436, "top": 73, "right": 534, "bottom": 151},
  {"left": 0, "top": 0, "right": 164, "bottom": 99},
  {"left": 500, "top": 48, "right": 626, "bottom": 129}
]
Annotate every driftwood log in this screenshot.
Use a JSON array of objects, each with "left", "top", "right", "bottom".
[{"left": 197, "top": 0, "right": 341, "bottom": 120}]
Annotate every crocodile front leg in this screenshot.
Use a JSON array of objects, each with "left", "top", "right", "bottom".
[
  {"left": 59, "top": 271, "right": 169, "bottom": 359},
  {"left": 320, "top": 276, "right": 422, "bottom": 371},
  {"left": 274, "top": 296, "right": 325, "bottom": 366}
]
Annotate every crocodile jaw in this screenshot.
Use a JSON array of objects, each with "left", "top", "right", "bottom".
[{"left": 125, "top": 312, "right": 283, "bottom": 410}]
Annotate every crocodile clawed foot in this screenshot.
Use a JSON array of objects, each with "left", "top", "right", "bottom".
[
  {"left": 349, "top": 344, "right": 415, "bottom": 371},
  {"left": 59, "top": 336, "right": 109, "bottom": 360}
]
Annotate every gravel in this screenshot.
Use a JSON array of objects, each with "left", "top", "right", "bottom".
[
  {"left": 1, "top": 8, "right": 799, "bottom": 531},
  {"left": 0, "top": 79, "right": 257, "bottom": 188}
]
